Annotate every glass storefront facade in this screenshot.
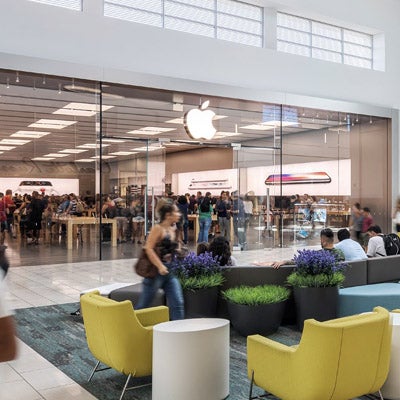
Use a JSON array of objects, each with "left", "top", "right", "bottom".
[{"left": 0, "top": 70, "right": 391, "bottom": 265}]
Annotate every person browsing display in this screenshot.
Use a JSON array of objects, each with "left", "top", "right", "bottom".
[{"left": 135, "top": 202, "right": 184, "bottom": 320}]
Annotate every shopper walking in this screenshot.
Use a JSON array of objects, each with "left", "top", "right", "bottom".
[{"left": 135, "top": 202, "right": 184, "bottom": 320}]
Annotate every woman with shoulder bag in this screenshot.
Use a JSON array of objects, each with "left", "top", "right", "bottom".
[{"left": 135, "top": 202, "right": 184, "bottom": 320}]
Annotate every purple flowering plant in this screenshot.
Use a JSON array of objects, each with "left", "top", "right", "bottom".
[
  {"left": 169, "top": 251, "right": 223, "bottom": 278},
  {"left": 293, "top": 249, "right": 347, "bottom": 276},
  {"left": 288, "top": 249, "right": 347, "bottom": 288},
  {"left": 169, "top": 251, "right": 225, "bottom": 291}
]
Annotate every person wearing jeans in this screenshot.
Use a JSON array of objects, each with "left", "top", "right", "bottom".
[
  {"left": 138, "top": 273, "right": 184, "bottom": 320},
  {"left": 135, "top": 202, "right": 184, "bottom": 320},
  {"left": 197, "top": 192, "right": 213, "bottom": 243},
  {"left": 231, "top": 191, "right": 246, "bottom": 250}
]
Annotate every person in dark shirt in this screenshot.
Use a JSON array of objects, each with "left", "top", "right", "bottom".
[
  {"left": 176, "top": 195, "right": 189, "bottom": 244},
  {"left": 27, "top": 191, "right": 45, "bottom": 245}
]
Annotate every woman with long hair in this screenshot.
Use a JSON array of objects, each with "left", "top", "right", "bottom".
[{"left": 135, "top": 202, "right": 184, "bottom": 320}]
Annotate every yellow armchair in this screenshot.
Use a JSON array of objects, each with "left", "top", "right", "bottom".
[
  {"left": 80, "top": 291, "right": 169, "bottom": 400},
  {"left": 247, "top": 306, "right": 391, "bottom": 400}
]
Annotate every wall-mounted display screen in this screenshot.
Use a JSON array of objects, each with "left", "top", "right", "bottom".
[{"left": 265, "top": 172, "right": 331, "bottom": 185}]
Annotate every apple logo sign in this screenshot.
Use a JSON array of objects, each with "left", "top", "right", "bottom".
[{"left": 183, "top": 100, "right": 216, "bottom": 140}]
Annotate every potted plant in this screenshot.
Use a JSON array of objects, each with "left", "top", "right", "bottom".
[
  {"left": 170, "top": 251, "right": 225, "bottom": 318},
  {"left": 222, "top": 284, "right": 290, "bottom": 336},
  {"left": 287, "top": 249, "right": 347, "bottom": 330}
]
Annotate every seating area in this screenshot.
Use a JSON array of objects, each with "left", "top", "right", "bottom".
[
  {"left": 80, "top": 291, "right": 169, "bottom": 400},
  {"left": 82, "top": 283, "right": 396, "bottom": 400},
  {"left": 247, "top": 306, "right": 392, "bottom": 400},
  {"left": 106, "top": 255, "right": 400, "bottom": 323}
]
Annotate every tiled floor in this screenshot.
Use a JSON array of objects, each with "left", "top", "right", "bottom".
[{"left": 1, "top": 245, "right": 316, "bottom": 400}]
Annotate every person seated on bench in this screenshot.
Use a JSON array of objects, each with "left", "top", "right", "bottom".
[
  {"left": 335, "top": 228, "right": 367, "bottom": 261},
  {"left": 366, "top": 225, "right": 386, "bottom": 258},
  {"left": 254, "top": 228, "right": 344, "bottom": 269}
]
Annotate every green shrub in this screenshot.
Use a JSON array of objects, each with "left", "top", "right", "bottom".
[
  {"left": 287, "top": 271, "right": 345, "bottom": 288},
  {"left": 180, "top": 272, "right": 225, "bottom": 291},
  {"left": 222, "top": 285, "right": 290, "bottom": 306}
]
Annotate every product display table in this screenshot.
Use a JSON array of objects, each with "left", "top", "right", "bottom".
[
  {"left": 152, "top": 318, "right": 230, "bottom": 400},
  {"left": 52, "top": 216, "right": 117, "bottom": 249},
  {"left": 381, "top": 312, "right": 400, "bottom": 399}
]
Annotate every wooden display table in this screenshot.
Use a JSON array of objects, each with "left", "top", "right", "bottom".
[{"left": 52, "top": 216, "right": 117, "bottom": 249}]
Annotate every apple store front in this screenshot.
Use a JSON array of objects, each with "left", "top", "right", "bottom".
[{"left": 0, "top": 69, "right": 391, "bottom": 266}]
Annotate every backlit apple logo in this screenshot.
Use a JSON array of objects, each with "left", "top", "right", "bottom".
[{"left": 184, "top": 100, "right": 216, "bottom": 140}]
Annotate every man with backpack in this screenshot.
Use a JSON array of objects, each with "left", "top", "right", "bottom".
[
  {"left": 366, "top": 225, "right": 387, "bottom": 257},
  {"left": 366, "top": 225, "right": 400, "bottom": 257}
]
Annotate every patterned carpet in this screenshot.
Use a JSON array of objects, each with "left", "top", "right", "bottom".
[{"left": 14, "top": 304, "right": 378, "bottom": 400}]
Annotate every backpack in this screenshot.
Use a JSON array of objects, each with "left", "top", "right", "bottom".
[
  {"left": 200, "top": 197, "right": 210, "bottom": 213},
  {"left": 382, "top": 233, "right": 400, "bottom": 256}
]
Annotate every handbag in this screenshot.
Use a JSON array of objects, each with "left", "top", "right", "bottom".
[{"left": 134, "top": 248, "right": 158, "bottom": 278}]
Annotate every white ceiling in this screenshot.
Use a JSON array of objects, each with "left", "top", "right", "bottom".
[{"left": 0, "top": 70, "right": 384, "bottom": 163}]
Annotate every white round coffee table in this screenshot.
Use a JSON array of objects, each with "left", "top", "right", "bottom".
[
  {"left": 381, "top": 312, "right": 400, "bottom": 399},
  {"left": 152, "top": 318, "right": 230, "bottom": 400}
]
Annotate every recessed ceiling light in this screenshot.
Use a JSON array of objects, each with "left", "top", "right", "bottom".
[
  {"left": 59, "top": 149, "right": 88, "bottom": 154},
  {"left": 163, "top": 143, "right": 184, "bottom": 147},
  {"left": 102, "top": 138, "right": 127, "bottom": 143},
  {"left": 214, "top": 131, "right": 242, "bottom": 138},
  {"left": 241, "top": 124, "right": 273, "bottom": 131},
  {"left": 43, "top": 153, "right": 69, "bottom": 158},
  {"left": 53, "top": 102, "right": 114, "bottom": 117},
  {"left": 242, "top": 121, "right": 297, "bottom": 130},
  {"left": 165, "top": 118, "right": 183, "bottom": 124},
  {"left": 165, "top": 115, "right": 226, "bottom": 124},
  {"left": 0, "top": 139, "right": 31, "bottom": 145},
  {"left": 263, "top": 121, "right": 297, "bottom": 127},
  {"left": 0, "top": 146, "right": 16, "bottom": 151},
  {"left": 29, "top": 119, "right": 77, "bottom": 129},
  {"left": 53, "top": 109, "right": 96, "bottom": 117},
  {"left": 63, "top": 102, "right": 113, "bottom": 112},
  {"left": 90, "top": 155, "right": 116, "bottom": 159},
  {"left": 63, "top": 85, "right": 125, "bottom": 99},
  {"left": 77, "top": 143, "right": 110, "bottom": 149},
  {"left": 75, "top": 159, "right": 96, "bottom": 162},
  {"left": 11, "top": 131, "right": 50, "bottom": 138},
  {"left": 132, "top": 146, "right": 164, "bottom": 152},
  {"left": 109, "top": 151, "right": 138, "bottom": 156},
  {"left": 32, "top": 157, "right": 55, "bottom": 161},
  {"left": 175, "top": 139, "right": 200, "bottom": 144},
  {"left": 127, "top": 127, "right": 176, "bottom": 135}
]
